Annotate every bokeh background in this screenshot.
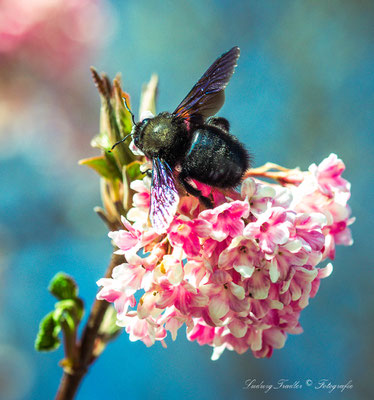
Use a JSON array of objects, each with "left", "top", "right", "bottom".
[{"left": 0, "top": 1, "right": 373, "bottom": 399}]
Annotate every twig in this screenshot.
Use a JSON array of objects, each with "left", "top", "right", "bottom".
[
  {"left": 55, "top": 252, "right": 123, "bottom": 400},
  {"left": 244, "top": 163, "right": 304, "bottom": 185}
]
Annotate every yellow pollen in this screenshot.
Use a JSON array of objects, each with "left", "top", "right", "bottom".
[
  {"left": 177, "top": 224, "right": 185, "bottom": 231},
  {"left": 139, "top": 296, "right": 144, "bottom": 305},
  {"left": 160, "top": 262, "right": 166, "bottom": 274}
]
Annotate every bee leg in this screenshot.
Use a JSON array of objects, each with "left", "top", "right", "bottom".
[
  {"left": 178, "top": 174, "right": 213, "bottom": 208},
  {"left": 145, "top": 169, "right": 152, "bottom": 178}
]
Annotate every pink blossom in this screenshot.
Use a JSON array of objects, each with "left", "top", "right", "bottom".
[
  {"left": 252, "top": 328, "right": 288, "bottom": 358},
  {"left": 153, "top": 251, "right": 184, "bottom": 285},
  {"left": 285, "top": 265, "right": 318, "bottom": 309},
  {"left": 127, "top": 179, "right": 151, "bottom": 223},
  {"left": 202, "top": 237, "right": 232, "bottom": 268},
  {"left": 199, "top": 200, "right": 249, "bottom": 241},
  {"left": 292, "top": 174, "right": 354, "bottom": 260},
  {"left": 201, "top": 276, "right": 249, "bottom": 325},
  {"left": 109, "top": 216, "right": 157, "bottom": 254},
  {"left": 183, "top": 260, "right": 209, "bottom": 287},
  {"left": 249, "top": 287, "right": 284, "bottom": 319},
  {"left": 117, "top": 312, "right": 166, "bottom": 347},
  {"left": 156, "top": 279, "right": 209, "bottom": 315},
  {"left": 293, "top": 213, "right": 326, "bottom": 252},
  {"left": 108, "top": 219, "right": 141, "bottom": 252},
  {"left": 244, "top": 268, "right": 271, "bottom": 300},
  {"left": 322, "top": 202, "right": 354, "bottom": 259},
  {"left": 161, "top": 308, "right": 194, "bottom": 341},
  {"left": 96, "top": 279, "right": 135, "bottom": 319},
  {"left": 266, "top": 241, "right": 309, "bottom": 283},
  {"left": 188, "top": 321, "right": 216, "bottom": 346},
  {"left": 131, "top": 179, "right": 150, "bottom": 208},
  {"left": 98, "top": 154, "right": 354, "bottom": 360},
  {"left": 309, "top": 153, "right": 350, "bottom": 198},
  {"left": 137, "top": 291, "right": 163, "bottom": 319},
  {"left": 243, "top": 207, "right": 294, "bottom": 254},
  {"left": 98, "top": 263, "right": 152, "bottom": 295},
  {"left": 241, "top": 178, "right": 275, "bottom": 216},
  {"left": 167, "top": 216, "right": 210, "bottom": 258},
  {"left": 218, "top": 237, "right": 261, "bottom": 278}
]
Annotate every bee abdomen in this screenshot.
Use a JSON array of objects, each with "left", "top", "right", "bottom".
[{"left": 181, "top": 126, "right": 249, "bottom": 189}]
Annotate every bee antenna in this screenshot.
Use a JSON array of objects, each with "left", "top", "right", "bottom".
[
  {"left": 110, "top": 132, "right": 134, "bottom": 151},
  {"left": 123, "top": 97, "right": 136, "bottom": 125}
]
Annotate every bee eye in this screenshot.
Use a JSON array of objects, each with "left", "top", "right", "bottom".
[{"left": 142, "top": 118, "right": 150, "bottom": 124}]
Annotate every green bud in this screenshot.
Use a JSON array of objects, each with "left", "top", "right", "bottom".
[
  {"left": 90, "top": 67, "right": 136, "bottom": 167},
  {"left": 35, "top": 312, "right": 61, "bottom": 352},
  {"left": 55, "top": 298, "right": 84, "bottom": 324},
  {"left": 48, "top": 272, "right": 78, "bottom": 300},
  {"left": 99, "top": 305, "right": 122, "bottom": 339}
]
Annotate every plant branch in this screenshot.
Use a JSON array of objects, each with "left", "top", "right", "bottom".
[
  {"left": 55, "top": 252, "right": 123, "bottom": 400},
  {"left": 244, "top": 163, "right": 304, "bottom": 185}
]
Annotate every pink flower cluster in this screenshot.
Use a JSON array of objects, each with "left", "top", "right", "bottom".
[{"left": 97, "top": 153, "right": 354, "bottom": 359}]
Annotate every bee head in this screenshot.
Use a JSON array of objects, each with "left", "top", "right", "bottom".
[{"left": 132, "top": 117, "right": 151, "bottom": 151}]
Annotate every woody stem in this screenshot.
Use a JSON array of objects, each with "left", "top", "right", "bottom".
[{"left": 55, "top": 252, "right": 123, "bottom": 400}]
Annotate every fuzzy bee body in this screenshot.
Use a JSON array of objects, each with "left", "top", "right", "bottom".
[
  {"left": 133, "top": 113, "right": 249, "bottom": 208},
  {"left": 129, "top": 46, "right": 249, "bottom": 233},
  {"left": 180, "top": 117, "right": 249, "bottom": 189}
]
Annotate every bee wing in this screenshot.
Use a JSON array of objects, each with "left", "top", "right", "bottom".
[
  {"left": 173, "top": 46, "right": 240, "bottom": 120},
  {"left": 150, "top": 158, "right": 179, "bottom": 234}
]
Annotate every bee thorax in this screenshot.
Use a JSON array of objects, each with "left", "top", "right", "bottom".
[{"left": 138, "top": 112, "right": 190, "bottom": 165}]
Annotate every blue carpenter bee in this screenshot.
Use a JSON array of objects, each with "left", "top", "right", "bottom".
[{"left": 113, "top": 47, "right": 250, "bottom": 233}]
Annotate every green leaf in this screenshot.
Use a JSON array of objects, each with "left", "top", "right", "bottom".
[
  {"left": 113, "top": 81, "right": 133, "bottom": 137},
  {"left": 104, "top": 151, "right": 123, "bottom": 179},
  {"left": 79, "top": 154, "right": 122, "bottom": 181},
  {"left": 35, "top": 299, "right": 85, "bottom": 352},
  {"left": 101, "top": 93, "right": 134, "bottom": 167},
  {"left": 35, "top": 312, "right": 61, "bottom": 352},
  {"left": 48, "top": 273, "right": 78, "bottom": 300},
  {"left": 55, "top": 298, "right": 85, "bottom": 324},
  {"left": 126, "top": 161, "right": 143, "bottom": 181}
]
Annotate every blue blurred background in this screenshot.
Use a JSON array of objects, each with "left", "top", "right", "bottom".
[{"left": 0, "top": 1, "right": 373, "bottom": 399}]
